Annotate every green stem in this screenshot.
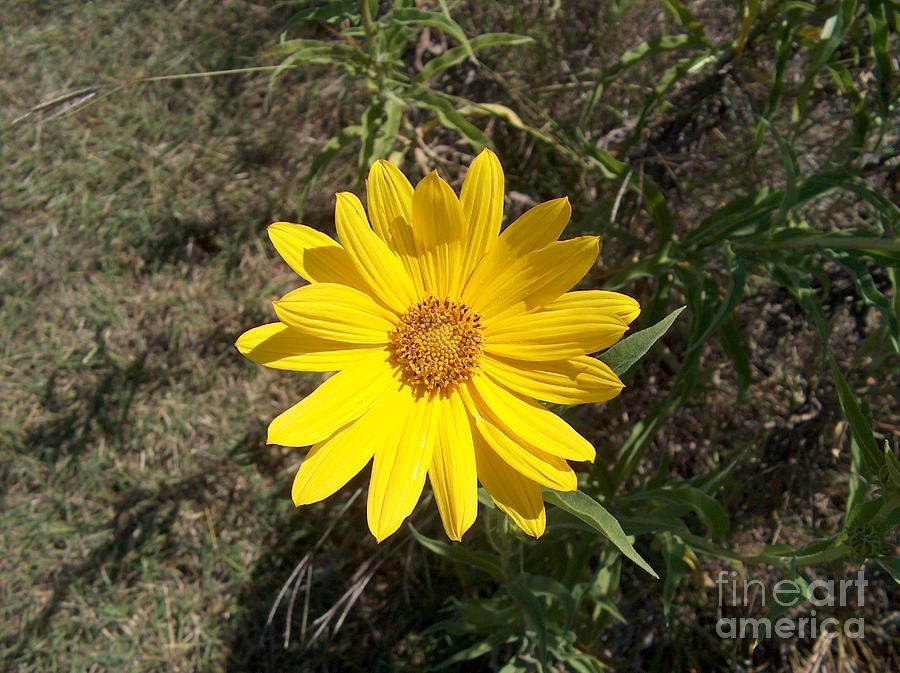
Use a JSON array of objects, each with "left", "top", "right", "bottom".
[{"left": 360, "top": 0, "right": 376, "bottom": 52}]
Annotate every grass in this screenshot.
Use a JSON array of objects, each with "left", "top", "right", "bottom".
[{"left": 2, "top": 1, "right": 898, "bottom": 671}]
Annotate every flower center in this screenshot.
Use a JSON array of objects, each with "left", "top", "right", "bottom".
[{"left": 389, "top": 296, "right": 483, "bottom": 392}]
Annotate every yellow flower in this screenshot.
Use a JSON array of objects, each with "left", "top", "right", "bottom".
[{"left": 236, "top": 150, "right": 640, "bottom": 542}]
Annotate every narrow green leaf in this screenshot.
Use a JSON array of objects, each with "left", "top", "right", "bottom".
[
  {"left": 884, "top": 441, "right": 900, "bottom": 492},
  {"left": 664, "top": 487, "right": 730, "bottom": 539},
  {"left": 685, "top": 260, "right": 747, "bottom": 355},
  {"left": 792, "top": 0, "right": 859, "bottom": 128},
  {"left": 661, "top": 0, "right": 708, "bottom": 43},
  {"left": 612, "top": 395, "right": 680, "bottom": 489},
  {"left": 416, "top": 93, "right": 488, "bottom": 149},
  {"left": 505, "top": 576, "right": 549, "bottom": 668},
  {"left": 522, "top": 574, "right": 577, "bottom": 631},
  {"left": 830, "top": 358, "right": 883, "bottom": 478},
  {"left": 578, "top": 34, "right": 697, "bottom": 128},
  {"left": 283, "top": 0, "right": 357, "bottom": 29},
  {"left": 878, "top": 557, "right": 900, "bottom": 584},
  {"left": 659, "top": 533, "right": 686, "bottom": 623},
  {"left": 690, "top": 444, "right": 754, "bottom": 496},
  {"left": 370, "top": 96, "right": 406, "bottom": 162},
  {"left": 416, "top": 33, "right": 532, "bottom": 82},
  {"left": 598, "top": 306, "right": 686, "bottom": 376},
  {"left": 542, "top": 489, "right": 659, "bottom": 578},
  {"left": 409, "top": 526, "right": 505, "bottom": 580},
  {"left": 751, "top": 7, "right": 796, "bottom": 154},
  {"left": 719, "top": 317, "right": 752, "bottom": 393},
  {"left": 620, "top": 50, "right": 720, "bottom": 155},
  {"left": 298, "top": 125, "right": 364, "bottom": 209},
  {"left": 389, "top": 7, "right": 475, "bottom": 60},
  {"left": 623, "top": 486, "right": 729, "bottom": 539},
  {"left": 865, "top": 0, "right": 893, "bottom": 122}
]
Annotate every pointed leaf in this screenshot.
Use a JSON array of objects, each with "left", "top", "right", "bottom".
[
  {"left": 598, "top": 306, "right": 685, "bottom": 376},
  {"left": 543, "top": 489, "right": 658, "bottom": 578}
]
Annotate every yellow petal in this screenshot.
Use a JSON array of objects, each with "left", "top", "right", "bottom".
[
  {"left": 291, "top": 384, "right": 398, "bottom": 506},
  {"left": 464, "top": 236, "right": 599, "bottom": 318},
  {"left": 469, "top": 372, "right": 595, "bottom": 462},
  {"left": 367, "top": 160, "right": 425, "bottom": 295},
  {"left": 428, "top": 390, "right": 478, "bottom": 541},
  {"left": 411, "top": 172, "right": 466, "bottom": 298},
  {"left": 544, "top": 290, "right": 641, "bottom": 326},
  {"left": 267, "top": 222, "right": 365, "bottom": 289},
  {"left": 474, "top": 415, "right": 576, "bottom": 491},
  {"left": 460, "top": 149, "right": 504, "bottom": 278},
  {"left": 334, "top": 192, "right": 418, "bottom": 313},
  {"left": 461, "top": 381, "right": 578, "bottom": 491},
  {"left": 268, "top": 354, "right": 395, "bottom": 447},
  {"left": 368, "top": 387, "right": 435, "bottom": 542},
  {"left": 481, "top": 354, "right": 624, "bottom": 405},
  {"left": 484, "top": 303, "right": 628, "bottom": 360},
  {"left": 235, "top": 322, "right": 382, "bottom": 372},
  {"left": 496, "top": 197, "right": 571, "bottom": 257},
  {"left": 273, "top": 283, "right": 396, "bottom": 344},
  {"left": 473, "top": 432, "right": 546, "bottom": 538},
  {"left": 461, "top": 197, "right": 570, "bottom": 299}
]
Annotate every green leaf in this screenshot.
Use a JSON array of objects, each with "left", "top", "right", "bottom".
[
  {"left": 577, "top": 33, "right": 699, "bottom": 129},
  {"left": 659, "top": 533, "right": 686, "bottom": 623},
  {"left": 521, "top": 574, "right": 577, "bottom": 631},
  {"left": 684, "top": 260, "right": 747, "bottom": 356},
  {"left": 764, "top": 573, "right": 809, "bottom": 623},
  {"left": 623, "top": 486, "right": 729, "bottom": 539},
  {"left": 865, "top": 0, "right": 893, "bottom": 123},
  {"left": 830, "top": 357, "right": 883, "bottom": 478},
  {"left": 611, "top": 395, "right": 680, "bottom": 489},
  {"left": 719, "top": 317, "right": 752, "bottom": 393},
  {"left": 435, "top": 633, "right": 518, "bottom": 669},
  {"left": 878, "top": 557, "right": 900, "bottom": 584},
  {"left": 416, "top": 33, "right": 532, "bottom": 82},
  {"left": 661, "top": 0, "right": 708, "bottom": 43},
  {"left": 298, "top": 125, "right": 364, "bottom": 209},
  {"left": 409, "top": 526, "right": 505, "bottom": 580},
  {"left": 370, "top": 95, "right": 406, "bottom": 163},
  {"left": 542, "top": 489, "right": 659, "bottom": 578},
  {"left": 791, "top": 0, "right": 859, "bottom": 129},
  {"left": 884, "top": 441, "right": 900, "bottom": 492},
  {"left": 388, "top": 7, "right": 475, "bottom": 60},
  {"left": 690, "top": 444, "right": 754, "bottom": 496},
  {"left": 505, "top": 576, "right": 549, "bottom": 668},
  {"left": 751, "top": 5, "right": 796, "bottom": 154},
  {"left": 598, "top": 306, "right": 686, "bottom": 376},
  {"left": 416, "top": 93, "right": 489, "bottom": 149},
  {"left": 619, "top": 50, "right": 720, "bottom": 155},
  {"left": 664, "top": 487, "right": 730, "bottom": 539},
  {"left": 825, "top": 251, "right": 900, "bottom": 351},
  {"left": 283, "top": 0, "right": 358, "bottom": 30}
]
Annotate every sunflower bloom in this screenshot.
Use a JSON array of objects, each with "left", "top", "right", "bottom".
[{"left": 236, "top": 150, "right": 640, "bottom": 542}]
